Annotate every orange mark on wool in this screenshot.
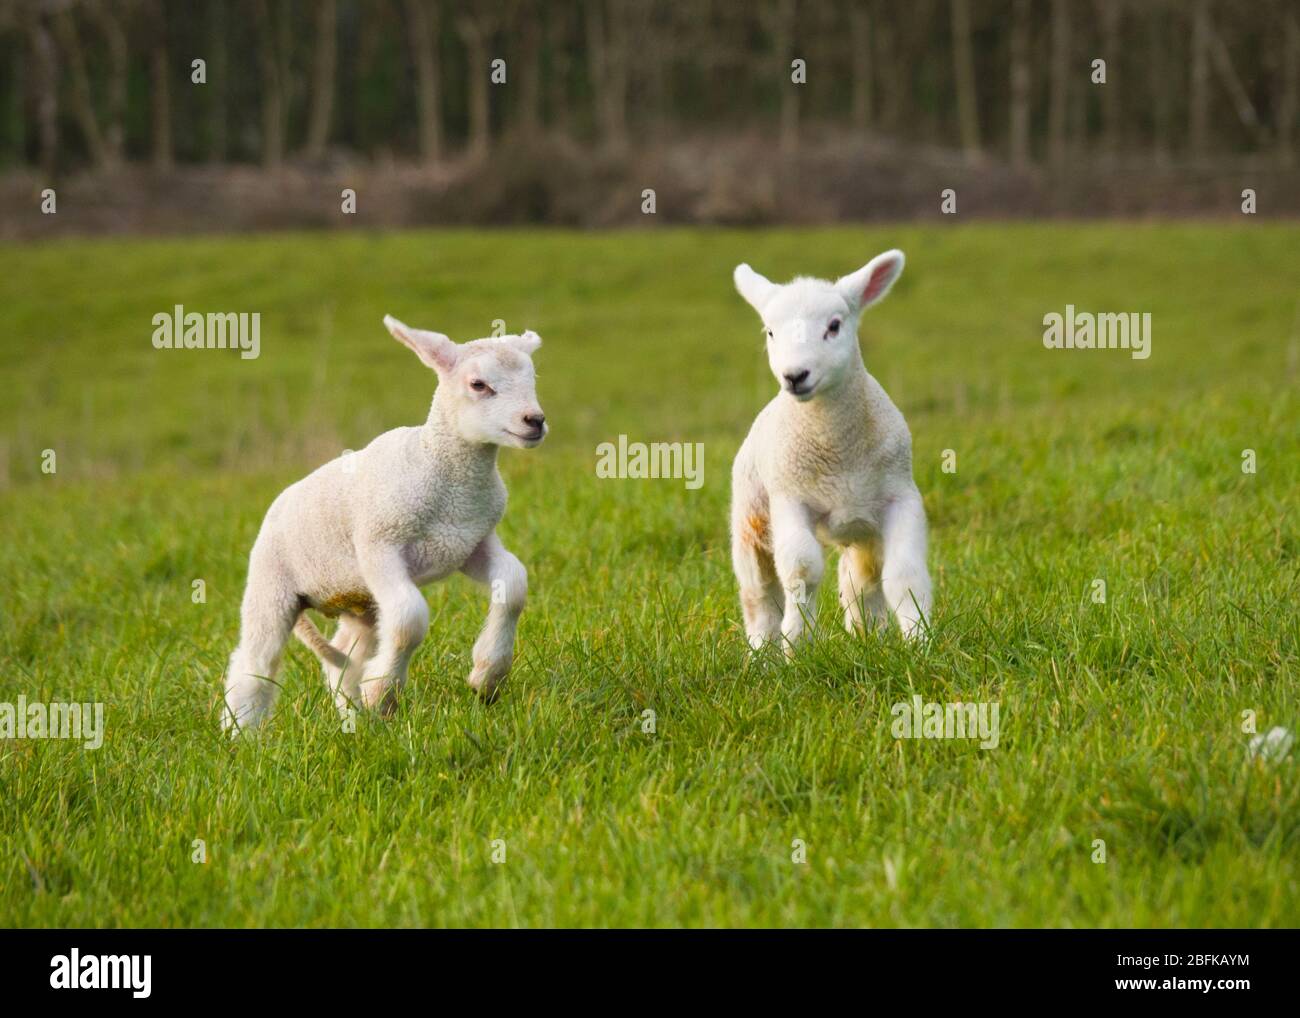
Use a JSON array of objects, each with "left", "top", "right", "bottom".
[
  {"left": 741, "top": 513, "right": 771, "bottom": 552},
  {"left": 320, "top": 591, "right": 376, "bottom": 617}
]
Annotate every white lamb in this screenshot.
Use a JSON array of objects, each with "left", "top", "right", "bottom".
[
  {"left": 730, "top": 249, "right": 932, "bottom": 653},
  {"left": 222, "top": 316, "right": 547, "bottom": 733}
]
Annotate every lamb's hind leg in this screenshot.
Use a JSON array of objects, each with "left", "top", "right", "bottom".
[
  {"left": 223, "top": 584, "right": 298, "bottom": 735},
  {"left": 838, "top": 542, "right": 889, "bottom": 635},
  {"left": 325, "top": 612, "right": 376, "bottom": 714},
  {"left": 880, "top": 490, "right": 933, "bottom": 640},
  {"left": 358, "top": 546, "right": 429, "bottom": 716}
]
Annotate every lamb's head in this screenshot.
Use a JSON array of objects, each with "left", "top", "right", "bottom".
[
  {"left": 733, "top": 249, "right": 905, "bottom": 402},
  {"left": 383, "top": 315, "right": 547, "bottom": 448}
]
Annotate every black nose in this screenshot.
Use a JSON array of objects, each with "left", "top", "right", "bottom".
[
  {"left": 783, "top": 370, "right": 809, "bottom": 390},
  {"left": 522, "top": 413, "right": 545, "bottom": 431}
]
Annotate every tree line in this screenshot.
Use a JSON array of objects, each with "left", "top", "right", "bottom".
[{"left": 2, "top": 0, "right": 1296, "bottom": 176}]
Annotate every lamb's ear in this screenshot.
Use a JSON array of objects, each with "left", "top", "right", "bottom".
[
  {"left": 734, "top": 263, "right": 779, "bottom": 314},
  {"left": 507, "top": 329, "right": 542, "bottom": 356},
  {"left": 836, "top": 249, "right": 905, "bottom": 314},
  {"left": 383, "top": 315, "right": 458, "bottom": 375}
]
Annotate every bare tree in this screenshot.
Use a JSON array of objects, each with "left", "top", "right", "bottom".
[
  {"left": 1280, "top": 7, "right": 1299, "bottom": 166},
  {"left": 849, "top": 1, "right": 872, "bottom": 135},
  {"left": 1189, "top": 0, "right": 1210, "bottom": 155},
  {"left": 251, "top": 0, "right": 283, "bottom": 168},
  {"left": 762, "top": 0, "right": 799, "bottom": 153},
  {"left": 1009, "top": 0, "right": 1030, "bottom": 168},
  {"left": 1048, "top": 0, "right": 1069, "bottom": 168},
  {"left": 506, "top": 0, "right": 542, "bottom": 136},
  {"left": 26, "top": 6, "right": 58, "bottom": 176},
  {"left": 88, "top": 0, "right": 128, "bottom": 165},
  {"left": 950, "top": 0, "right": 980, "bottom": 160},
  {"left": 304, "top": 0, "right": 336, "bottom": 159},
  {"left": 207, "top": 0, "right": 227, "bottom": 161},
  {"left": 1098, "top": 0, "right": 1122, "bottom": 158},
  {"left": 586, "top": 0, "right": 629, "bottom": 152},
  {"left": 53, "top": 5, "right": 108, "bottom": 166},
  {"left": 404, "top": 0, "right": 442, "bottom": 163},
  {"left": 146, "top": 0, "right": 171, "bottom": 170},
  {"left": 456, "top": 8, "right": 497, "bottom": 161}
]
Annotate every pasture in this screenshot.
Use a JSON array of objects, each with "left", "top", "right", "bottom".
[{"left": 0, "top": 224, "right": 1296, "bottom": 926}]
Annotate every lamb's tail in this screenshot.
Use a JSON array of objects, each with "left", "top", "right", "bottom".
[{"left": 293, "top": 614, "right": 350, "bottom": 671}]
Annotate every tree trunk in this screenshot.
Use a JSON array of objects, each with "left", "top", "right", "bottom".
[
  {"left": 516, "top": 0, "right": 543, "bottom": 136},
  {"left": 1148, "top": 1, "right": 1169, "bottom": 164},
  {"left": 1189, "top": 0, "right": 1210, "bottom": 156},
  {"left": 951, "top": 0, "right": 980, "bottom": 160},
  {"left": 1048, "top": 0, "right": 1069, "bottom": 168},
  {"left": 88, "top": 0, "right": 127, "bottom": 165},
  {"left": 457, "top": 16, "right": 491, "bottom": 161},
  {"left": 1099, "top": 0, "right": 1121, "bottom": 158},
  {"left": 54, "top": 10, "right": 108, "bottom": 166},
  {"left": 762, "top": 0, "right": 799, "bottom": 154},
  {"left": 149, "top": 1, "right": 172, "bottom": 171},
  {"left": 208, "top": 0, "right": 228, "bottom": 161},
  {"left": 405, "top": 0, "right": 441, "bottom": 163},
  {"left": 1280, "top": 10, "right": 1299, "bottom": 166},
  {"left": 875, "top": 7, "right": 900, "bottom": 133},
  {"left": 850, "top": 3, "right": 872, "bottom": 134},
  {"left": 304, "top": 0, "right": 336, "bottom": 159},
  {"left": 27, "top": 13, "right": 58, "bottom": 177},
  {"left": 1009, "top": 0, "right": 1030, "bottom": 168},
  {"left": 252, "top": 0, "right": 283, "bottom": 168},
  {"left": 587, "top": 0, "right": 629, "bottom": 152}
]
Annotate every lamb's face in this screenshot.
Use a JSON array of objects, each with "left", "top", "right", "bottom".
[
  {"left": 446, "top": 339, "right": 548, "bottom": 449},
  {"left": 733, "top": 250, "right": 906, "bottom": 403},
  {"left": 382, "top": 316, "right": 546, "bottom": 449},
  {"left": 757, "top": 281, "right": 858, "bottom": 402}
]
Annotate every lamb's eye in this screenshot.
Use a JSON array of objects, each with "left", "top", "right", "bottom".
[
  {"left": 826, "top": 319, "right": 841, "bottom": 337},
  {"left": 470, "top": 379, "right": 491, "bottom": 394},
  {"left": 765, "top": 329, "right": 774, "bottom": 341}
]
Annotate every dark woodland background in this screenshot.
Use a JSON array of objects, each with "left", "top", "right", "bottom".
[{"left": 3, "top": 0, "right": 1299, "bottom": 236}]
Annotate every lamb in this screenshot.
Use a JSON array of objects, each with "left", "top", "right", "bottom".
[
  {"left": 729, "top": 249, "right": 932, "bottom": 654},
  {"left": 222, "top": 316, "right": 547, "bottom": 733}
]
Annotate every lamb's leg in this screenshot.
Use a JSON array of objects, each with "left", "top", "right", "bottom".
[
  {"left": 770, "top": 496, "right": 824, "bottom": 656},
  {"left": 223, "top": 585, "right": 298, "bottom": 735},
  {"left": 460, "top": 533, "right": 526, "bottom": 702},
  {"left": 838, "top": 542, "right": 889, "bottom": 635},
  {"left": 357, "top": 546, "right": 429, "bottom": 716},
  {"left": 880, "top": 490, "right": 933, "bottom": 640},
  {"left": 731, "top": 516, "right": 782, "bottom": 650},
  {"left": 325, "top": 613, "right": 376, "bottom": 715}
]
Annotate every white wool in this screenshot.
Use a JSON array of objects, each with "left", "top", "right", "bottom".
[
  {"left": 729, "top": 250, "right": 933, "bottom": 652},
  {"left": 222, "top": 317, "right": 546, "bottom": 733}
]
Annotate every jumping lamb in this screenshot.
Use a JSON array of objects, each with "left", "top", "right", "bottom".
[
  {"left": 730, "top": 249, "right": 932, "bottom": 653},
  {"left": 222, "top": 316, "right": 547, "bottom": 733}
]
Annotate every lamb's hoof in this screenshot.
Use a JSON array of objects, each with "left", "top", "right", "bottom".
[
  {"left": 467, "top": 662, "right": 507, "bottom": 704},
  {"left": 359, "top": 678, "right": 398, "bottom": 717}
]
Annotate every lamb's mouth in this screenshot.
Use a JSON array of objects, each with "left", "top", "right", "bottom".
[
  {"left": 786, "top": 379, "right": 818, "bottom": 400},
  {"left": 507, "top": 428, "right": 546, "bottom": 446}
]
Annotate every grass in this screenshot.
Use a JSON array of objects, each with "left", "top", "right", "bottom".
[{"left": 0, "top": 223, "right": 1297, "bottom": 927}]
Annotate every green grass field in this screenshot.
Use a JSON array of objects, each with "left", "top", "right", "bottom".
[{"left": 1, "top": 224, "right": 1297, "bottom": 927}]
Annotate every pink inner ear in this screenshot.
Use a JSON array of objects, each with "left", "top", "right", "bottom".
[{"left": 861, "top": 260, "right": 899, "bottom": 305}]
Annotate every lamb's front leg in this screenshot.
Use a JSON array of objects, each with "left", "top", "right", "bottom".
[
  {"left": 770, "top": 496, "right": 824, "bottom": 656},
  {"left": 358, "top": 544, "right": 429, "bottom": 716},
  {"left": 460, "top": 533, "right": 527, "bottom": 702}
]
